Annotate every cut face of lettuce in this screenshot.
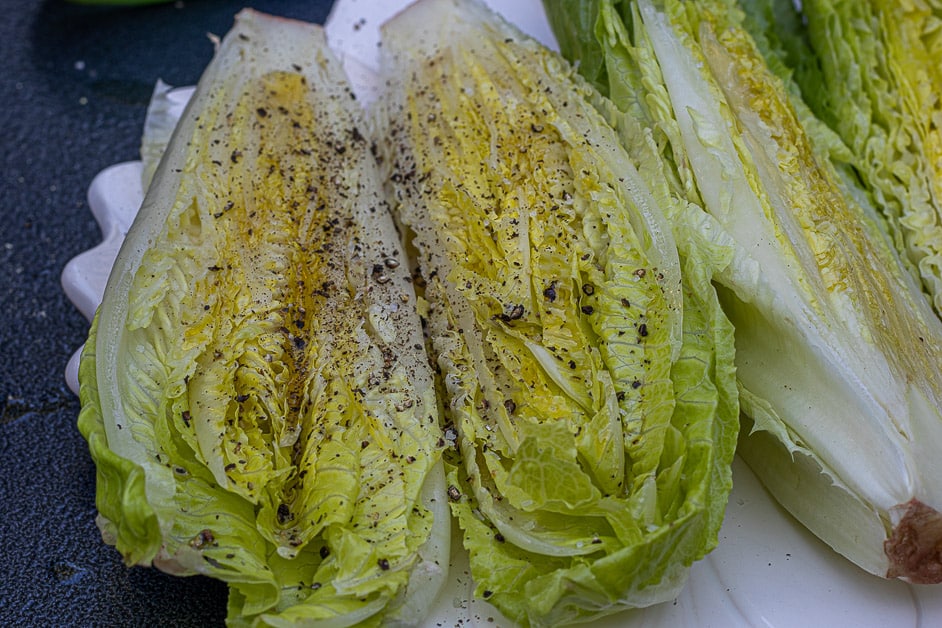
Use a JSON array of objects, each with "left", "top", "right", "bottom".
[
  {"left": 764, "top": 0, "right": 942, "bottom": 314},
  {"left": 376, "top": 0, "right": 738, "bottom": 624},
  {"left": 77, "top": 10, "right": 448, "bottom": 626},
  {"left": 546, "top": 0, "right": 942, "bottom": 583}
]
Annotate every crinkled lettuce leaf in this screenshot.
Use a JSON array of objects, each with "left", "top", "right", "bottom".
[
  {"left": 376, "top": 0, "right": 738, "bottom": 624},
  {"left": 547, "top": 0, "right": 942, "bottom": 583},
  {"left": 77, "top": 10, "right": 448, "bottom": 626},
  {"left": 761, "top": 0, "right": 942, "bottom": 314}
]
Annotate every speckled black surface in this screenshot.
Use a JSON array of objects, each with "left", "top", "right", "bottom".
[{"left": 0, "top": 1, "right": 334, "bottom": 625}]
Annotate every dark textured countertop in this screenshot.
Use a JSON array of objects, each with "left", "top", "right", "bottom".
[{"left": 0, "top": 1, "right": 334, "bottom": 625}]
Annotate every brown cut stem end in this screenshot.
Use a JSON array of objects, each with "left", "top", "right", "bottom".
[{"left": 885, "top": 499, "right": 942, "bottom": 583}]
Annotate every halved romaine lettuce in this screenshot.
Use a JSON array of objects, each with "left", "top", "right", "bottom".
[
  {"left": 77, "top": 10, "right": 448, "bottom": 626},
  {"left": 546, "top": 0, "right": 942, "bottom": 583},
  {"left": 758, "top": 0, "right": 942, "bottom": 314},
  {"left": 375, "top": 0, "right": 738, "bottom": 624}
]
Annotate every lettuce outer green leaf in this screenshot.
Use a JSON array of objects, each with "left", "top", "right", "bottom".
[
  {"left": 78, "top": 10, "right": 448, "bottom": 625},
  {"left": 547, "top": 0, "right": 942, "bottom": 583},
  {"left": 376, "top": 0, "right": 738, "bottom": 624}
]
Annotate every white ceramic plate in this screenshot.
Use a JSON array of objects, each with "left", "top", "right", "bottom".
[{"left": 62, "top": 1, "right": 942, "bottom": 625}]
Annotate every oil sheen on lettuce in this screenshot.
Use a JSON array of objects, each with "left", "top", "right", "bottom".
[
  {"left": 78, "top": 11, "right": 448, "bottom": 626},
  {"left": 377, "top": 1, "right": 738, "bottom": 624}
]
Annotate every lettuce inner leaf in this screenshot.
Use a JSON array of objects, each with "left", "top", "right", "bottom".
[
  {"left": 377, "top": 0, "right": 739, "bottom": 624},
  {"left": 79, "top": 11, "right": 447, "bottom": 625}
]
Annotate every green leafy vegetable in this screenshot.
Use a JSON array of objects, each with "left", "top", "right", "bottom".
[
  {"left": 375, "top": 0, "right": 738, "bottom": 624},
  {"left": 755, "top": 0, "right": 942, "bottom": 314},
  {"left": 546, "top": 0, "right": 942, "bottom": 583},
  {"left": 78, "top": 10, "right": 448, "bottom": 626}
]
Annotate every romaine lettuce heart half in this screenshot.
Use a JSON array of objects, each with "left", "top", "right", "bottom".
[
  {"left": 374, "top": 0, "right": 739, "bottom": 625},
  {"left": 77, "top": 10, "right": 449, "bottom": 626},
  {"left": 758, "top": 0, "right": 942, "bottom": 315},
  {"left": 545, "top": 0, "right": 942, "bottom": 583}
]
